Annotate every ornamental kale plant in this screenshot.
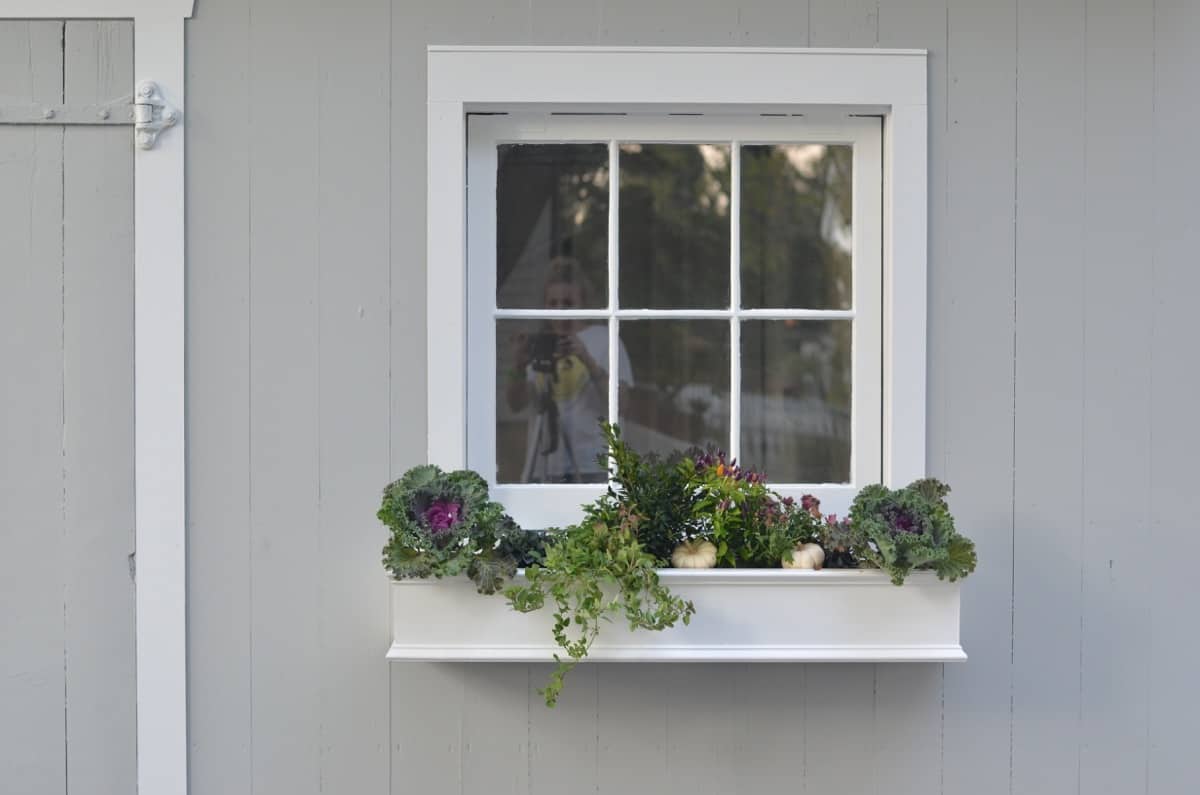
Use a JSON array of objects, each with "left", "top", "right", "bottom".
[
  {"left": 849, "top": 478, "right": 977, "bottom": 585},
  {"left": 379, "top": 464, "right": 543, "bottom": 594}
]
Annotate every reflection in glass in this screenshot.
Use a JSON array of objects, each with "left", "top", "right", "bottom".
[
  {"left": 618, "top": 320, "right": 729, "bottom": 457},
  {"left": 619, "top": 143, "right": 731, "bottom": 309},
  {"left": 740, "top": 320, "right": 851, "bottom": 483},
  {"left": 496, "top": 318, "right": 630, "bottom": 484},
  {"left": 497, "top": 144, "right": 609, "bottom": 309},
  {"left": 741, "top": 144, "right": 852, "bottom": 310}
]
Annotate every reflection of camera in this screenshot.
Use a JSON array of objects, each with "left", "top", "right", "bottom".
[{"left": 527, "top": 332, "right": 562, "bottom": 375}]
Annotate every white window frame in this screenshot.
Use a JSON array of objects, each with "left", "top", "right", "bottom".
[
  {"left": 429, "top": 46, "right": 929, "bottom": 520},
  {"left": 0, "top": 2, "right": 192, "bottom": 794},
  {"left": 468, "top": 112, "right": 883, "bottom": 527}
]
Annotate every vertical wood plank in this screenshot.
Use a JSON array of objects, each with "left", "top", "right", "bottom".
[
  {"left": 389, "top": 0, "right": 431, "bottom": 481},
  {"left": 662, "top": 665, "right": 748, "bottom": 795},
  {"left": 803, "top": 664, "right": 875, "bottom": 795},
  {"left": 809, "top": 0, "right": 879, "bottom": 47},
  {"left": 530, "top": 0, "right": 602, "bottom": 43},
  {"left": 598, "top": 0, "right": 739, "bottom": 44},
  {"left": 315, "top": 0, "right": 393, "bottom": 792},
  {"left": 61, "top": 19, "right": 136, "bottom": 795},
  {"left": 0, "top": 20, "right": 66, "bottom": 795},
  {"left": 1148, "top": 3, "right": 1200, "bottom": 792},
  {"left": 461, "top": 664, "right": 529, "bottom": 795},
  {"left": 248, "top": 1, "right": 322, "bottom": 792},
  {"left": 596, "top": 666, "right": 670, "bottom": 794},
  {"left": 1078, "top": 2, "right": 1154, "bottom": 793},
  {"left": 731, "top": 664, "right": 806, "bottom": 792},
  {"left": 1010, "top": 2, "right": 1085, "bottom": 793},
  {"left": 184, "top": 0, "right": 253, "bottom": 792},
  {"left": 735, "top": 0, "right": 810, "bottom": 45},
  {"left": 939, "top": 2, "right": 1017, "bottom": 795},
  {"left": 803, "top": 15, "right": 881, "bottom": 784},
  {"left": 391, "top": 663, "right": 464, "bottom": 795},
  {"left": 874, "top": 6, "right": 948, "bottom": 793},
  {"left": 529, "top": 664, "right": 595, "bottom": 794},
  {"left": 389, "top": 6, "right": 466, "bottom": 791}
]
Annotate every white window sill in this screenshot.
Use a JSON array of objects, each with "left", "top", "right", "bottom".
[{"left": 387, "top": 569, "right": 965, "bottom": 663}]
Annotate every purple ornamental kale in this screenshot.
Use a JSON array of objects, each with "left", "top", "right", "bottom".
[
  {"left": 422, "top": 499, "right": 462, "bottom": 533},
  {"left": 883, "top": 505, "right": 922, "bottom": 535}
]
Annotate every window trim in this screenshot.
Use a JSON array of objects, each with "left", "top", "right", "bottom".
[
  {"left": 467, "top": 112, "right": 883, "bottom": 527},
  {"left": 428, "top": 45, "right": 929, "bottom": 497}
]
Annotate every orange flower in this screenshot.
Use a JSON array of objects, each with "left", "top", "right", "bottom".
[{"left": 715, "top": 463, "right": 726, "bottom": 477}]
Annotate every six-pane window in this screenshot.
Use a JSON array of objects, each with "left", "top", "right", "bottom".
[{"left": 468, "top": 114, "right": 882, "bottom": 527}]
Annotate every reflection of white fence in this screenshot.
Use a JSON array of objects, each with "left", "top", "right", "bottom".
[
  {"left": 498, "top": 384, "right": 850, "bottom": 465},
  {"left": 626, "top": 387, "right": 851, "bottom": 461}
]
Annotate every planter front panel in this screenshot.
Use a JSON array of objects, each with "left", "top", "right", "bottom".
[{"left": 388, "top": 570, "right": 965, "bottom": 663}]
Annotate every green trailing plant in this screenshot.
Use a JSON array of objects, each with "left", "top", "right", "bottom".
[
  {"left": 505, "top": 502, "right": 695, "bottom": 707},
  {"left": 849, "top": 478, "right": 977, "bottom": 585},
  {"left": 379, "top": 464, "right": 544, "bottom": 594}
]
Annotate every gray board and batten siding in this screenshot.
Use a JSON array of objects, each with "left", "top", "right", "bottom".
[{"left": 1, "top": 0, "right": 1197, "bottom": 793}]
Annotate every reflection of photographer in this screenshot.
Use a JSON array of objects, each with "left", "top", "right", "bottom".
[{"left": 505, "top": 259, "right": 633, "bottom": 483}]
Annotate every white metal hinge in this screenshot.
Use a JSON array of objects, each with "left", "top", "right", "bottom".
[{"left": 134, "top": 81, "right": 180, "bottom": 150}]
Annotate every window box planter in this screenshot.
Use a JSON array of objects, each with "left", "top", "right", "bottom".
[{"left": 387, "top": 569, "right": 965, "bottom": 663}]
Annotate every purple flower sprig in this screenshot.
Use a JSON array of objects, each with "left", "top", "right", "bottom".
[{"left": 692, "top": 449, "right": 766, "bottom": 485}]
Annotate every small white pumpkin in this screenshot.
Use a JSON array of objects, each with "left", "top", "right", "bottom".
[
  {"left": 671, "top": 539, "right": 718, "bottom": 569},
  {"left": 782, "top": 542, "right": 825, "bottom": 570}
]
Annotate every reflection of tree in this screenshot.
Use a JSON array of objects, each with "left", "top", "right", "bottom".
[
  {"left": 741, "top": 144, "right": 852, "bottom": 310},
  {"left": 618, "top": 144, "right": 731, "bottom": 310}
]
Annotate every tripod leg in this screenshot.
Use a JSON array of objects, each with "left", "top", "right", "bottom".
[{"left": 522, "top": 409, "right": 544, "bottom": 483}]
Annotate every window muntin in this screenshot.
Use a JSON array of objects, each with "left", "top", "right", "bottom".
[{"left": 468, "top": 113, "right": 882, "bottom": 528}]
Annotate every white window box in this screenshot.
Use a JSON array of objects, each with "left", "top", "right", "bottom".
[{"left": 387, "top": 569, "right": 965, "bottom": 663}]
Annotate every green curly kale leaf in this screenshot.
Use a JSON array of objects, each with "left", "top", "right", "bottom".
[
  {"left": 849, "top": 479, "right": 977, "bottom": 585},
  {"left": 379, "top": 464, "right": 533, "bottom": 594}
]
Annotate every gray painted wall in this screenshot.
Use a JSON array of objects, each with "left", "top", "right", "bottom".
[
  {"left": 186, "top": 1, "right": 1200, "bottom": 793},
  {"left": 3, "top": 1, "right": 1196, "bottom": 793}
]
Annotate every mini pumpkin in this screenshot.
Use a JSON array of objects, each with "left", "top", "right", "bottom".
[
  {"left": 671, "top": 539, "right": 718, "bottom": 569},
  {"left": 782, "top": 542, "right": 825, "bottom": 570}
]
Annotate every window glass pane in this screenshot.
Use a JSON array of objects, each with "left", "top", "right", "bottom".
[
  {"left": 497, "top": 144, "right": 609, "bottom": 309},
  {"left": 618, "top": 320, "right": 729, "bottom": 457},
  {"left": 496, "top": 318, "right": 611, "bottom": 483},
  {"left": 619, "top": 144, "right": 730, "bottom": 309},
  {"left": 740, "top": 144, "right": 852, "bottom": 310},
  {"left": 740, "top": 320, "right": 851, "bottom": 482}
]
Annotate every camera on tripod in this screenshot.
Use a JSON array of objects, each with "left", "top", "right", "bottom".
[{"left": 526, "top": 331, "right": 564, "bottom": 376}]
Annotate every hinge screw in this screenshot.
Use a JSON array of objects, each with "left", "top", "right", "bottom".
[
  {"left": 138, "top": 82, "right": 156, "bottom": 99},
  {"left": 97, "top": 108, "right": 110, "bottom": 120},
  {"left": 42, "top": 107, "right": 55, "bottom": 119}
]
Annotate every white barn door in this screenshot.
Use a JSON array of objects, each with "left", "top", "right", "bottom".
[{"left": 0, "top": 20, "right": 136, "bottom": 793}]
